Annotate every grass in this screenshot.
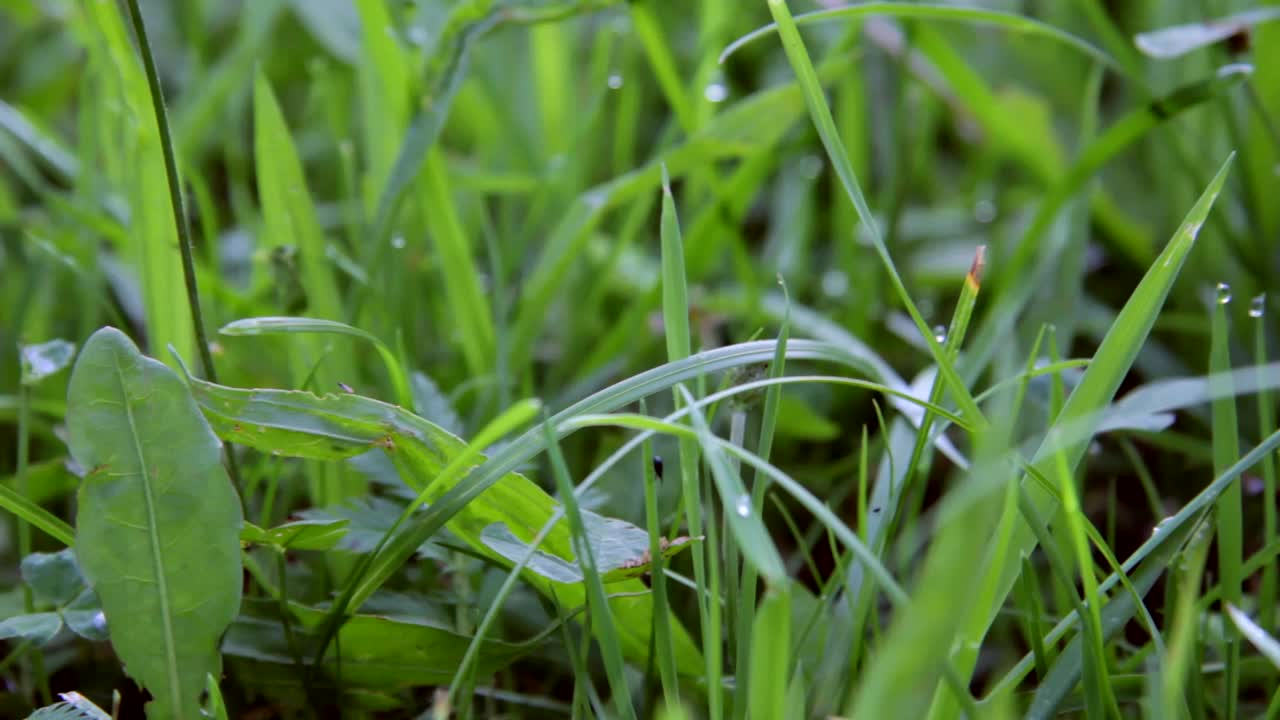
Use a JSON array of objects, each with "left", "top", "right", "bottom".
[{"left": 2, "top": 0, "right": 1280, "bottom": 718}]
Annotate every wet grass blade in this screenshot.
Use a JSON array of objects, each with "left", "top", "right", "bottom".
[{"left": 1211, "top": 284, "right": 1243, "bottom": 718}]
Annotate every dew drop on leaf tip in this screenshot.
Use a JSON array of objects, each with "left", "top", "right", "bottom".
[
  {"left": 734, "top": 495, "right": 752, "bottom": 518},
  {"left": 932, "top": 325, "right": 947, "bottom": 343},
  {"left": 1249, "top": 293, "right": 1265, "bottom": 318},
  {"left": 607, "top": 74, "right": 624, "bottom": 90},
  {"left": 1215, "top": 282, "right": 1232, "bottom": 304}
]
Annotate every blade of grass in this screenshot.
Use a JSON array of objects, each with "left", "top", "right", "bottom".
[
  {"left": 541, "top": 413, "right": 637, "bottom": 720},
  {"left": 764, "top": 0, "right": 986, "bottom": 432},
  {"left": 1211, "top": 282, "right": 1243, "bottom": 720},
  {"left": 722, "top": 3, "right": 1121, "bottom": 72}
]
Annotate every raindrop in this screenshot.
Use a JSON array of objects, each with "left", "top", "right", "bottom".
[
  {"left": 973, "top": 199, "right": 997, "bottom": 224},
  {"left": 821, "top": 269, "right": 849, "bottom": 298},
  {"left": 607, "top": 73, "right": 624, "bottom": 90},
  {"left": 1250, "top": 293, "right": 1266, "bottom": 318},
  {"left": 391, "top": 236, "right": 406, "bottom": 250},
  {"left": 933, "top": 325, "right": 947, "bottom": 343},
  {"left": 799, "top": 154, "right": 823, "bottom": 180},
  {"left": 734, "top": 495, "right": 752, "bottom": 517},
  {"left": 1215, "top": 281, "right": 1232, "bottom": 305},
  {"left": 704, "top": 82, "right": 728, "bottom": 103}
]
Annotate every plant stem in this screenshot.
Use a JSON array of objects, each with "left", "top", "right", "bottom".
[{"left": 121, "top": 0, "right": 244, "bottom": 501}]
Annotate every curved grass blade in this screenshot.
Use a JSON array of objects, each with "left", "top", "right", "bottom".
[
  {"left": 765, "top": 0, "right": 986, "bottom": 431},
  {"left": 67, "top": 328, "right": 242, "bottom": 720},
  {"left": 0, "top": 483, "right": 74, "bottom": 547},
  {"left": 220, "top": 316, "right": 412, "bottom": 408},
  {"left": 721, "top": 2, "right": 1121, "bottom": 73}
]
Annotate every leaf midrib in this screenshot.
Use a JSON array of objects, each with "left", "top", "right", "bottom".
[{"left": 113, "top": 351, "right": 183, "bottom": 718}]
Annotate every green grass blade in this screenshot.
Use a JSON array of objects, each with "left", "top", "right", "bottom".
[
  {"left": 765, "top": 0, "right": 985, "bottom": 431},
  {"left": 721, "top": 3, "right": 1120, "bottom": 73},
  {"left": 541, "top": 414, "right": 637, "bottom": 719},
  {"left": 1211, "top": 283, "right": 1243, "bottom": 719}
]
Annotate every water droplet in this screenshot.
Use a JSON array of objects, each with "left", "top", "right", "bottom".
[
  {"left": 1250, "top": 293, "right": 1266, "bottom": 318},
  {"left": 390, "top": 236, "right": 406, "bottom": 250},
  {"left": 1151, "top": 517, "right": 1172, "bottom": 537},
  {"left": 1185, "top": 221, "right": 1203, "bottom": 241},
  {"left": 973, "top": 200, "right": 996, "bottom": 224},
  {"left": 407, "top": 26, "right": 429, "bottom": 47},
  {"left": 821, "top": 269, "right": 849, "bottom": 298},
  {"left": 607, "top": 73, "right": 624, "bottom": 90},
  {"left": 933, "top": 325, "right": 948, "bottom": 343},
  {"left": 704, "top": 82, "right": 728, "bottom": 103},
  {"left": 1216, "top": 282, "right": 1232, "bottom": 304},
  {"left": 734, "top": 495, "right": 752, "bottom": 517}
]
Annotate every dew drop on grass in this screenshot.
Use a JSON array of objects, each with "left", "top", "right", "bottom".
[
  {"left": 1250, "top": 293, "right": 1266, "bottom": 318},
  {"left": 933, "top": 325, "right": 947, "bottom": 343},
  {"left": 704, "top": 82, "right": 728, "bottom": 103},
  {"left": 973, "top": 200, "right": 996, "bottom": 224},
  {"left": 391, "top": 236, "right": 406, "bottom": 250},
  {"left": 821, "top": 269, "right": 848, "bottom": 298},
  {"left": 607, "top": 73, "right": 624, "bottom": 90},
  {"left": 1216, "top": 282, "right": 1232, "bottom": 304},
  {"left": 734, "top": 495, "right": 752, "bottom": 517}
]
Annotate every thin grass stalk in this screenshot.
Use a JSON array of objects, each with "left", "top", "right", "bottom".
[
  {"left": 1211, "top": 286, "right": 1243, "bottom": 719},
  {"left": 121, "top": 0, "right": 243, "bottom": 500}
]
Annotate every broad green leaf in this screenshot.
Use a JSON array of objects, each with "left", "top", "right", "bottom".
[
  {"left": 21, "top": 549, "right": 84, "bottom": 607},
  {"left": 0, "top": 612, "right": 62, "bottom": 645},
  {"left": 410, "top": 370, "right": 464, "bottom": 436},
  {"left": 240, "top": 519, "right": 349, "bottom": 551},
  {"left": 63, "top": 592, "right": 109, "bottom": 642},
  {"left": 1135, "top": 8, "right": 1280, "bottom": 59},
  {"left": 479, "top": 518, "right": 699, "bottom": 584},
  {"left": 930, "top": 156, "right": 1236, "bottom": 720},
  {"left": 67, "top": 328, "right": 243, "bottom": 720},
  {"left": 297, "top": 497, "right": 443, "bottom": 557},
  {"left": 180, "top": 373, "right": 703, "bottom": 671},
  {"left": 222, "top": 603, "right": 532, "bottom": 690},
  {"left": 20, "top": 339, "right": 76, "bottom": 385}
]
